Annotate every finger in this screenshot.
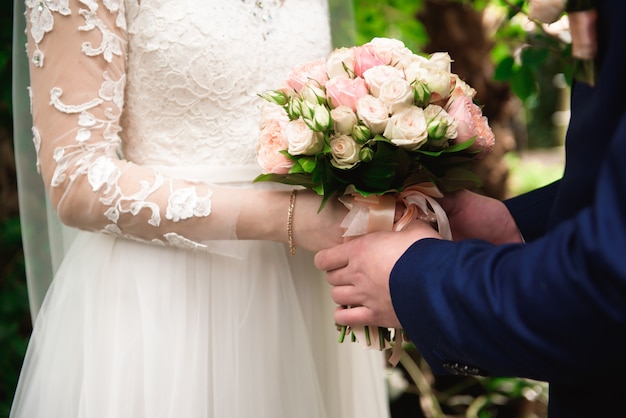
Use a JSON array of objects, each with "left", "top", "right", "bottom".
[
  {"left": 334, "top": 305, "right": 372, "bottom": 327},
  {"left": 325, "top": 267, "right": 356, "bottom": 287},
  {"left": 314, "top": 244, "right": 349, "bottom": 271},
  {"left": 330, "top": 284, "right": 362, "bottom": 307}
]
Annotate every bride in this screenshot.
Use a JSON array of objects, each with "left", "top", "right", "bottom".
[{"left": 10, "top": 0, "right": 390, "bottom": 417}]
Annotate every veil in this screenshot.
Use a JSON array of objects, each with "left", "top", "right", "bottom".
[
  {"left": 13, "top": 0, "right": 79, "bottom": 323},
  {"left": 329, "top": 0, "right": 356, "bottom": 48},
  {"left": 12, "top": 0, "right": 355, "bottom": 323}
]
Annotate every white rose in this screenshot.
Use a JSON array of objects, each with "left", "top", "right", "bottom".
[
  {"left": 366, "top": 37, "right": 413, "bottom": 64},
  {"left": 405, "top": 64, "right": 453, "bottom": 102},
  {"left": 450, "top": 74, "right": 477, "bottom": 99},
  {"left": 428, "top": 52, "right": 453, "bottom": 72},
  {"left": 286, "top": 119, "right": 324, "bottom": 155},
  {"left": 326, "top": 47, "right": 356, "bottom": 78},
  {"left": 356, "top": 95, "right": 389, "bottom": 135},
  {"left": 424, "top": 104, "right": 458, "bottom": 140},
  {"left": 331, "top": 105, "right": 358, "bottom": 135},
  {"left": 362, "top": 65, "right": 405, "bottom": 97},
  {"left": 311, "top": 104, "right": 332, "bottom": 132},
  {"left": 394, "top": 52, "right": 429, "bottom": 72},
  {"left": 300, "top": 82, "right": 326, "bottom": 105},
  {"left": 330, "top": 134, "right": 361, "bottom": 169},
  {"left": 378, "top": 78, "right": 414, "bottom": 113},
  {"left": 383, "top": 106, "right": 428, "bottom": 150},
  {"left": 528, "top": 0, "right": 566, "bottom": 24}
]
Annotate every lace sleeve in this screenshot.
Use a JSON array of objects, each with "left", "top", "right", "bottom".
[{"left": 25, "top": 0, "right": 266, "bottom": 249}]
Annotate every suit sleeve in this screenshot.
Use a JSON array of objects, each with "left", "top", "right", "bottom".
[
  {"left": 503, "top": 180, "right": 560, "bottom": 242},
  {"left": 390, "top": 113, "right": 626, "bottom": 383}
]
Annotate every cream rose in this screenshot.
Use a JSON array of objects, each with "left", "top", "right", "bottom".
[
  {"left": 427, "top": 52, "right": 453, "bottom": 72},
  {"left": 383, "top": 106, "right": 428, "bottom": 150},
  {"left": 311, "top": 103, "right": 332, "bottom": 132},
  {"left": 300, "top": 82, "right": 326, "bottom": 105},
  {"left": 404, "top": 64, "right": 453, "bottom": 103},
  {"left": 331, "top": 105, "right": 358, "bottom": 135},
  {"left": 378, "top": 78, "right": 414, "bottom": 113},
  {"left": 256, "top": 119, "right": 294, "bottom": 174},
  {"left": 286, "top": 119, "right": 324, "bottom": 156},
  {"left": 329, "top": 134, "right": 361, "bottom": 169},
  {"left": 450, "top": 74, "right": 477, "bottom": 99},
  {"left": 326, "top": 47, "right": 356, "bottom": 78},
  {"left": 259, "top": 102, "right": 289, "bottom": 130},
  {"left": 365, "top": 37, "right": 413, "bottom": 65},
  {"left": 362, "top": 65, "right": 405, "bottom": 97},
  {"left": 284, "top": 58, "right": 329, "bottom": 93},
  {"left": 423, "top": 104, "right": 458, "bottom": 141},
  {"left": 356, "top": 95, "right": 389, "bottom": 135}
]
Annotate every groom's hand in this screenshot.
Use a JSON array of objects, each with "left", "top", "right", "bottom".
[{"left": 314, "top": 220, "right": 440, "bottom": 329}]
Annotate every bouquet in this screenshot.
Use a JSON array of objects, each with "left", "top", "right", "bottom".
[{"left": 255, "top": 37, "right": 495, "bottom": 363}]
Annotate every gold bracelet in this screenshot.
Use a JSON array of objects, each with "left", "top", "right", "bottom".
[{"left": 287, "top": 189, "right": 297, "bottom": 256}]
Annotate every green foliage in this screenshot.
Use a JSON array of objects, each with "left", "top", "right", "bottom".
[
  {"left": 353, "top": 0, "right": 429, "bottom": 53},
  {"left": 506, "top": 151, "right": 564, "bottom": 196},
  {"left": 485, "top": 0, "right": 575, "bottom": 148},
  {"left": 0, "top": 218, "right": 30, "bottom": 418},
  {"left": 0, "top": 2, "right": 13, "bottom": 122}
]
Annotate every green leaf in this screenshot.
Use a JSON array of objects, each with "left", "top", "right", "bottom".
[
  {"left": 493, "top": 55, "right": 515, "bottom": 82},
  {"left": 510, "top": 65, "right": 537, "bottom": 101},
  {"left": 299, "top": 156, "right": 317, "bottom": 173},
  {"left": 520, "top": 45, "right": 549, "bottom": 69}
]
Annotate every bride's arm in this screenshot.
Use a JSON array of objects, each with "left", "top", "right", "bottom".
[{"left": 25, "top": 0, "right": 345, "bottom": 252}]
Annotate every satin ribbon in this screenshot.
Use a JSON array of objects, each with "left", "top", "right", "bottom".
[
  {"left": 338, "top": 183, "right": 452, "bottom": 365},
  {"left": 339, "top": 193, "right": 396, "bottom": 237}
]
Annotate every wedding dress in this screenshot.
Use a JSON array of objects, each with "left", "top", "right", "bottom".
[{"left": 10, "top": 1, "right": 390, "bottom": 417}]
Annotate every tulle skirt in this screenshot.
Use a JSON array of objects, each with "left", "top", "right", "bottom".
[{"left": 10, "top": 231, "right": 390, "bottom": 418}]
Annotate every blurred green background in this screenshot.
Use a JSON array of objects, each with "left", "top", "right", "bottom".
[{"left": 1, "top": 1, "right": 571, "bottom": 417}]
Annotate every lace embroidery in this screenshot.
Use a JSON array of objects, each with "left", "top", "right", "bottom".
[
  {"left": 163, "top": 233, "right": 209, "bottom": 250},
  {"left": 26, "top": 0, "right": 332, "bottom": 249},
  {"left": 32, "top": 127, "right": 42, "bottom": 173},
  {"left": 27, "top": 0, "right": 218, "bottom": 249},
  {"left": 26, "top": 0, "right": 71, "bottom": 67},
  {"left": 78, "top": 4, "right": 124, "bottom": 62},
  {"left": 166, "top": 186, "right": 213, "bottom": 223}
]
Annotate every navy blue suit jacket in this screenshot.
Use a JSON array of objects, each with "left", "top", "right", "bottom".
[{"left": 390, "top": 1, "right": 626, "bottom": 416}]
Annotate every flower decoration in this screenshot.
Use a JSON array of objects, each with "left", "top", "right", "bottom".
[
  {"left": 256, "top": 37, "right": 494, "bottom": 207},
  {"left": 255, "top": 37, "right": 496, "bottom": 363}
]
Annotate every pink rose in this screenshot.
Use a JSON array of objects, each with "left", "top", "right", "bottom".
[
  {"left": 284, "top": 58, "right": 329, "bottom": 93},
  {"left": 325, "top": 76, "right": 369, "bottom": 112},
  {"left": 354, "top": 38, "right": 412, "bottom": 77},
  {"left": 445, "top": 88, "right": 495, "bottom": 157},
  {"left": 353, "top": 45, "right": 388, "bottom": 78},
  {"left": 256, "top": 120, "right": 294, "bottom": 174}
]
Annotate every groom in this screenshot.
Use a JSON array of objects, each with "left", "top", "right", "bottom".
[{"left": 315, "top": 0, "right": 626, "bottom": 416}]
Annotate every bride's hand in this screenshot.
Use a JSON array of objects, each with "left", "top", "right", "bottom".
[{"left": 291, "top": 191, "right": 348, "bottom": 253}]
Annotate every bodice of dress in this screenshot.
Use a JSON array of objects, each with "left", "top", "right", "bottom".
[
  {"left": 24, "top": 0, "right": 332, "bottom": 248},
  {"left": 121, "top": 0, "right": 332, "bottom": 167}
]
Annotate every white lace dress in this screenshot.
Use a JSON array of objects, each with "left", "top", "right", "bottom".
[{"left": 10, "top": 1, "right": 390, "bottom": 417}]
